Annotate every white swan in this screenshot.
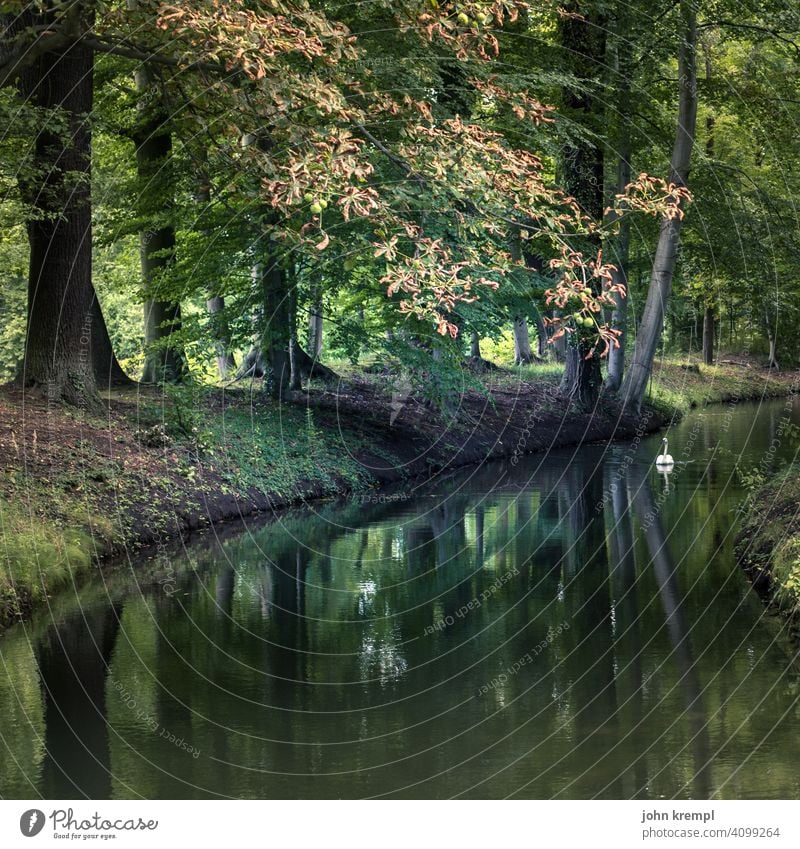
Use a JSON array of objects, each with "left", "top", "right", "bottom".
[{"left": 655, "top": 437, "right": 674, "bottom": 468}]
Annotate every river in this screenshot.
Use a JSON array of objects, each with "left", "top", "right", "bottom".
[{"left": 1, "top": 397, "right": 799, "bottom": 799}]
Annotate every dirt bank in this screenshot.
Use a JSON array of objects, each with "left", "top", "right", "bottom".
[{"left": 1, "top": 357, "right": 794, "bottom": 629}]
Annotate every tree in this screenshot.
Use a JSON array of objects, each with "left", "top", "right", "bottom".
[
  {"left": 605, "top": 3, "right": 634, "bottom": 392},
  {"left": 12, "top": 1, "right": 98, "bottom": 406},
  {"left": 131, "top": 51, "right": 185, "bottom": 384},
  {"left": 621, "top": 0, "right": 698, "bottom": 412},
  {"left": 557, "top": 2, "right": 608, "bottom": 408}
]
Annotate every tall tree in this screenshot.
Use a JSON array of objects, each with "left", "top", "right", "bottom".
[
  {"left": 605, "top": 4, "right": 634, "bottom": 392},
  {"left": 129, "top": 3, "right": 185, "bottom": 384},
  {"left": 701, "top": 34, "right": 716, "bottom": 366},
  {"left": 558, "top": 2, "right": 607, "bottom": 408},
  {"left": 195, "top": 158, "right": 236, "bottom": 379},
  {"left": 621, "top": 1, "right": 698, "bottom": 411},
  {"left": 259, "top": 251, "right": 292, "bottom": 399},
  {"left": 13, "top": 1, "right": 98, "bottom": 406}
]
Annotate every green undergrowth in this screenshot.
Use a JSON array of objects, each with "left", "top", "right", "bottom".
[
  {"left": 0, "top": 496, "right": 97, "bottom": 623},
  {"left": 642, "top": 358, "right": 794, "bottom": 419},
  {"left": 132, "top": 384, "right": 370, "bottom": 499},
  {"left": 0, "top": 384, "right": 377, "bottom": 627},
  {"left": 737, "top": 466, "right": 800, "bottom": 631}
]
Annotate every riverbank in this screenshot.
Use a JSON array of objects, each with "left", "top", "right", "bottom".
[
  {"left": 737, "top": 467, "right": 800, "bottom": 635},
  {"left": 1, "top": 356, "right": 794, "bottom": 629}
]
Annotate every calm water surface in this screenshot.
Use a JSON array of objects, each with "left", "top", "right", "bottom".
[{"left": 2, "top": 397, "right": 800, "bottom": 799}]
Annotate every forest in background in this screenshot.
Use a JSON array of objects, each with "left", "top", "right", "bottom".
[{"left": 1, "top": 0, "right": 798, "bottom": 416}]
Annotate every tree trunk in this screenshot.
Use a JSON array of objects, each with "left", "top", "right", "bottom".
[
  {"left": 292, "top": 345, "right": 338, "bottom": 382},
  {"left": 141, "top": 297, "right": 184, "bottom": 384},
  {"left": 308, "top": 288, "right": 324, "bottom": 358},
  {"left": 621, "top": 0, "right": 697, "bottom": 412},
  {"left": 557, "top": 2, "right": 606, "bottom": 408},
  {"left": 15, "top": 3, "right": 97, "bottom": 407},
  {"left": 605, "top": 205, "right": 631, "bottom": 390},
  {"left": 562, "top": 345, "right": 603, "bottom": 408},
  {"left": 552, "top": 311, "right": 566, "bottom": 362},
  {"left": 133, "top": 54, "right": 185, "bottom": 384},
  {"left": 260, "top": 259, "right": 292, "bottom": 399},
  {"left": 470, "top": 331, "right": 481, "bottom": 359},
  {"left": 768, "top": 337, "right": 778, "bottom": 370},
  {"left": 535, "top": 314, "right": 548, "bottom": 359},
  {"left": 288, "top": 278, "right": 302, "bottom": 391},
  {"left": 765, "top": 310, "right": 779, "bottom": 369},
  {"left": 195, "top": 163, "right": 235, "bottom": 379},
  {"left": 605, "top": 12, "right": 633, "bottom": 393},
  {"left": 702, "top": 305, "right": 714, "bottom": 365},
  {"left": 700, "top": 40, "right": 715, "bottom": 371},
  {"left": 206, "top": 296, "right": 236, "bottom": 378},
  {"left": 512, "top": 317, "right": 536, "bottom": 364}
]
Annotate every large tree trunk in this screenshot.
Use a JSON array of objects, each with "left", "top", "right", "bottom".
[
  {"left": 605, "top": 11, "right": 633, "bottom": 393},
  {"left": 621, "top": 1, "right": 697, "bottom": 412},
  {"left": 512, "top": 317, "right": 536, "bottom": 364},
  {"left": 558, "top": 2, "right": 606, "bottom": 408},
  {"left": 702, "top": 305, "right": 714, "bottom": 365},
  {"left": 260, "top": 259, "right": 292, "bottom": 399},
  {"left": 562, "top": 345, "right": 603, "bottom": 408},
  {"left": 15, "top": 3, "right": 98, "bottom": 407},
  {"left": 133, "top": 55, "right": 185, "bottom": 384}
]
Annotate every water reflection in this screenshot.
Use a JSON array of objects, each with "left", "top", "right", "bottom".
[{"left": 1, "top": 400, "right": 800, "bottom": 799}]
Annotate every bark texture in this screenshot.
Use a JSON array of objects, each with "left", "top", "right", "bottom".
[
  {"left": 15, "top": 3, "right": 98, "bottom": 406},
  {"left": 260, "top": 260, "right": 292, "bottom": 398}
]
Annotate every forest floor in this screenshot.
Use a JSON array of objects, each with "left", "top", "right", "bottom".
[{"left": 0, "top": 355, "right": 795, "bottom": 629}]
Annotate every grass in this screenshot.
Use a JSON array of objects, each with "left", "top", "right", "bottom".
[
  {"left": 488, "top": 353, "right": 794, "bottom": 419},
  {"left": 640, "top": 356, "right": 794, "bottom": 418},
  {"left": 0, "top": 497, "right": 94, "bottom": 619}
]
